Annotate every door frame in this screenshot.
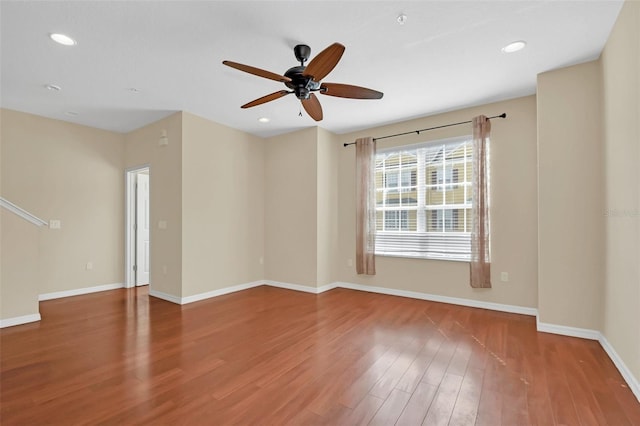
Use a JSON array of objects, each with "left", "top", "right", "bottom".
[{"left": 125, "top": 164, "right": 150, "bottom": 288}]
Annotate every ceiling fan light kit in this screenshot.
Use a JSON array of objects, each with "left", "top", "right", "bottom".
[{"left": 222, "top": 42, "right": 383, "bottom": 122}]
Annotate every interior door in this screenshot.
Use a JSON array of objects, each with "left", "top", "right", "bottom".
[{"left": 136, "top": 173, "right": 150, "bottom": 286}]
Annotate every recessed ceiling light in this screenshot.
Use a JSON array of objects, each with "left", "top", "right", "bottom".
[
  {"left": 64, "top": 111, "right": 79, "bottom": 116},
  {"left": 502, "top": 40, "right": 527, "bottom": 53},
  {"left": 258, "top": 117, "right": 270, "bottom": 123},
  {"left": 49, "top": 33, "right": 77, "bottom": 46},
  {"left": 397, "top": 14, "right": 407, "bottom": 25},
  {"left": 45, "top": 84, "right": 61, "bottom": 91}
]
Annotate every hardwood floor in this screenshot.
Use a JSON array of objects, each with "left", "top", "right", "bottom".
[{"left": 1, "top": 285, "right": 639, "bottom": 425}]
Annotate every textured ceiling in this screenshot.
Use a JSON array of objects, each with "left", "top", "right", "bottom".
[{"left": 0, "top": 1, "right": 624, "bottom": 138}]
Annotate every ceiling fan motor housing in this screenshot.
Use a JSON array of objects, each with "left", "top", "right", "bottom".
[{"left": 284, "top": 65, "right": 320, "bottom": 99}]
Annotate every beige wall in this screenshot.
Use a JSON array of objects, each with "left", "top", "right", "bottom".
[
  {"left": 126, "top": 111, "right": 266, "bottom": 299},
  {"left": 1, "top": 202, "right": 40, "bottom": 319},
  {"left": 316, "top": 127, "right": 339, "bottom": 287},
  {"left": 264, "top": 126, "right": 340, "bottom": 289},
  {"left": 1, "top": 110, "right": 125, "bottom": 306},
  {"left": 335, "top": 96, "right": 538, "bottom": 309},
  {"left": 537, "top": 61, "right": 604, "bottom": 331},
  {"left": 264, "top": 127, "right": 318, "bottom": 287},
  {"left": 125, "top": 112, "right": 183, "bottom": 298},
  {"left": 601, "top": 0, "right": 640, "bottom": 383},
  {"left": 181, "top": 112, "right": 264, "bottom": 297}
]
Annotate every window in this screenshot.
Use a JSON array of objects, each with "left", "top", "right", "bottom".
[
  {"left": 430, "top": 209, "right": 459, "bottom": 231},
  {"left": 384, "top": 210, "right": 409, "bottom": 230},
  {"left": 375, "top": 136, "right": 480, "bottom": 261}
]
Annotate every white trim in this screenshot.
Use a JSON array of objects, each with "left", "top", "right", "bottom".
[
  {"left": 151, "top": 281, "right": 339, "bottom": 305},
  {"left": 535, "top": 318, "right": 600, "bottom": 340},
  {"left": 264, "top": 280, "right": 338, "bottom": 295},
  {"left": 0, "top": 313, "right": 41, "bottom": 328},
  {"left": 39, "top": 283, "right": 124, "bottom": 301},
  {"left": 149, "top": 279, "right": 536, "bottom": 317},
  {"left": 0, "top": 197, "right": 48, "bottom": 227},
  {"left": 599, "top": 334, "right": 640, "bottom": 402},
  {"left": 181, "top": 281, "right": 264, "bottom": 304},
  {"left": 317, "top": 282, "right": 340, "bottom": 293},
  {"left": 534, "top": 319, "right": 639, "bottom": 402},
  {"left": 149, "top": 289, "right": 182, "bottom": 304},
  {"left": 333, "top": 281, "right": 538, "bottom": 316},
  {"left": 27, "top": 276, "right": 640, "bottom": 402}
]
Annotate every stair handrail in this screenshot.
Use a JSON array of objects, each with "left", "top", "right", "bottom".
[{"left": 0, "top": 197, "right": 48, "bottom": 227}]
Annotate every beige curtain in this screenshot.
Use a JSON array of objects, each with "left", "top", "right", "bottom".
[
  {"left": 355, "top": 137, "right": 376, "bottom": 275},
  {"left": 470, "top": 116, "right": 492, "bottom": 288}
]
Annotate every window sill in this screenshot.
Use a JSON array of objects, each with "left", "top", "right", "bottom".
[{"left": 375, "top": 252, "right": 471, "bottom": 263}]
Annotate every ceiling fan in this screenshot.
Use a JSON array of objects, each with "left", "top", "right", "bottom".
[{"left": 222, "top": 43, "right": 383, "bottom": 122}]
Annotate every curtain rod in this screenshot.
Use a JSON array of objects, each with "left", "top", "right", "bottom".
[{"left": 343, "top": 113, "right": 507, "bottom": 147}]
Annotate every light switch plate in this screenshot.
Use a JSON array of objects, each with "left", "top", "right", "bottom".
[
  {"left": 49, "top": 219, "right": 61, "bottom": 229},
  {"left": 158, "top": 220, "right": 167, "bottom": 229}
]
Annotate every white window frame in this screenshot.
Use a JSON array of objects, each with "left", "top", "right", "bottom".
[{"left": 374, "top": 135, "right": 477, "bottom": 262}]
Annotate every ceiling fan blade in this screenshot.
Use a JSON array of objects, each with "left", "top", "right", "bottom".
[
  {"left": 301, "top": 93, "right": 323, "bottom": 121},
  {"left": 241, "top": 90, "right": 292, "bottom": 109},
  {"left": 222, "top": 60, "right": 291, "bottom": 83},
  {"left": 302, "top": 43, "right": 345, "bottom": 81},
  {"left": 320, "top": 83, "right": 384, "bottom": 99}
]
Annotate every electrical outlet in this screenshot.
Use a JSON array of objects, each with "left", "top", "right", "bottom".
[
  {"left": 86, "top": 261, "right": 93, "bottom": 270},
  {"left": 347, "top": 259, "right": 353, "bottom": 267},
  {"left": 500, "top": 272, "right": 509, "bottom": 282},
  {"left": 162, "top": 265, "right": 167, "bottom": 275},
  {"left": 259, "top": 257, "right": 264, "bottom": 265},
  {"left": 49, "top": 219, "right": 61, "bottom": 229},
  {"left": 158, "top": 220, "right": 167, "bottom": 229}
]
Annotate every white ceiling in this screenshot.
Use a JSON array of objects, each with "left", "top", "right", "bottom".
[{"left": 0, "top": 1, "right": 623, "bottom": 138}]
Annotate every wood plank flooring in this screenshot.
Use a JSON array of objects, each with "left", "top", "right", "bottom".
[{"left": 1, "top": 285, "right": 639, "bottom": 425}]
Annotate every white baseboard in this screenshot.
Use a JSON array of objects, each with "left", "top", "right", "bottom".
[
  {"left": 598, "top": 334, "right": 640, "bottom": 403},
  {"left": 154, "top": 280, "right": 337, "bottom": 305},
  {"left": 333, "top": 281, "right": 538, "bottom": 316},
  {"left": 535, "top": 319, "right": 639, "bottom": 402},
  {"left": 165, "top": 280, "right": 536, "bottom": 319},
  {"left": 39, "top": 283, "right": 124, "bottom": 301},
  {"left": 26, "top": 276, "right": 640, "bottom": 403},
  {"left": 0, "top": 313, "right": 42, "bottom": 328},
  {"left": 318, "top": 282, "right": 339, "bottom": 293},
  {"left": 264, "top": 280, "right": 338, "bottom": 295},
  {"left": 181, "top": 281, "right": 264, "bottom": 304},
  {"left": 148, "top": 289, "right": 182, "bottom": 304},
  {"left": 536, "top": 319, "right": 601, "bottom": 340}
]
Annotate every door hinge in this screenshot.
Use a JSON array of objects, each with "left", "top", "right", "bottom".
[{"left": 133, "top": 264, "right": 137, "bottom": 271}]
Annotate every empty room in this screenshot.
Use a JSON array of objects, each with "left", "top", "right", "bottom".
[{"left": 1, "top": 1, "right": 639, "bottom": 424}]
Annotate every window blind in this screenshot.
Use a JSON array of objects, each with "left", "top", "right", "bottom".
[{"left": 375, "top": 135, "right": 479, "bottom": 261}]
